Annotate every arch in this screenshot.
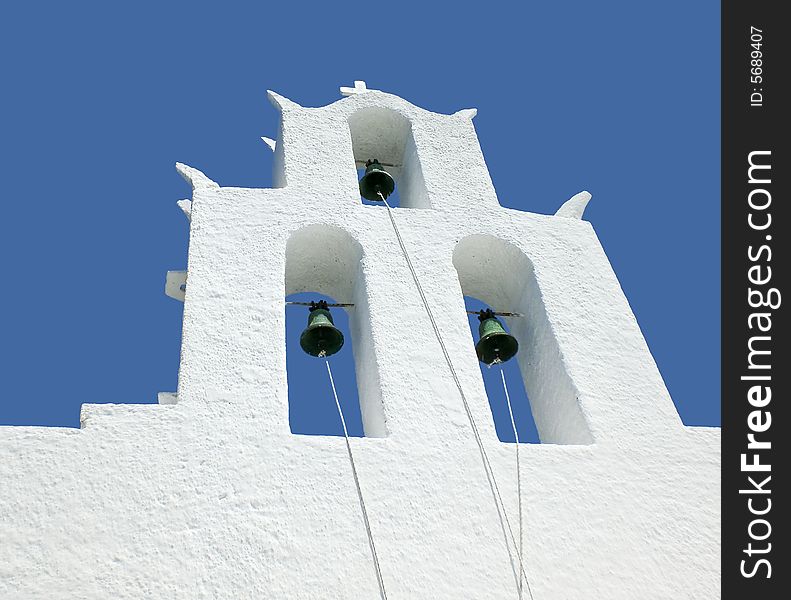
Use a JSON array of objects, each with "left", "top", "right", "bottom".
[
  {"left": 285, "top": 224, "right": 387, "bottom": 437},
  {"left": 347, "top": 107, "right": 429, "bottom": 209},
  {"left": 462, "top": 294, "right": 541, "bottom": 444},
  {"left": 452, "top": 234, "right": 593, "bottom": 445}
]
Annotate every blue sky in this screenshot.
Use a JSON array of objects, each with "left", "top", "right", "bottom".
[{"left": 0, "top": 1, "right": 720, "bottom": 431}]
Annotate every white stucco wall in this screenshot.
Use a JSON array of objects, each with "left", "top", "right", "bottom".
[{"left": 0, "top": 89, "right": 720, "bottom": 599}]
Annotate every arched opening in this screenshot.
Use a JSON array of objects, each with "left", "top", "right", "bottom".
[
  {"left": 463, "top": 295, "right": 540, "bottom": 443},
  {"left": 347, "top": 107, "right": 429, "bottom": 209},
  {"left": 453, "top": 234, "right": 593, "bottom": 445},
  {"left": 285, "top": 224, "right": 387, "bottom": 437},
  {"left": 286, "top": 291, "right": 364, "bottom": 437}
]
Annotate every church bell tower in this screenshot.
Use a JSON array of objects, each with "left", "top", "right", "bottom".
[{"left": 0, "top": 81, "right": 720, "bottom": 600}]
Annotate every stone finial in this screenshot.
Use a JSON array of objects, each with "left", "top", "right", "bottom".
[
  {"left": 176, "top": 199, "right": 192, "bottom": 222},
  {"left": 555, "top": 191, "right": 592, "bottom": 220},
  {"left": 175, "top": 163, "right": 219, "bottom": 192},
  {"left": 267, "top": 90, "right": 302, "bottom": 112},
  {"left": 453, "top": 108, "right": 478, "bottom": 120}
]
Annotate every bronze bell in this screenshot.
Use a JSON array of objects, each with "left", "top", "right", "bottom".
[
  {"left": 299, "top": 301, "right": 345, "bottom": 357},
  {"left": 359, "top": 159, "right": 395, "bottom": 201},
  {"left": 475, "top": 309, "right": 519, "bottom": 365}
]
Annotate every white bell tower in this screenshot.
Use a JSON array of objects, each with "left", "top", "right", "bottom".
[{"left": 0, "top": 82, "right": 720, "bottom": 599}]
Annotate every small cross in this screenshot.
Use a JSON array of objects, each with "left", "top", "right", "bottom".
[{"left": 340, "top": 80, "right": 373, "bottom": 96}]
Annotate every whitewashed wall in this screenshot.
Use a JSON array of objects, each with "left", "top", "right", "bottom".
[{"left": 0, "top": 89, "right": 720, "bottom": 599}]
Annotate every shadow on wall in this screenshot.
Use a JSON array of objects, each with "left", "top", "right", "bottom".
[{"left": 453, "top": 235, "right": 593, "bottom": 445}]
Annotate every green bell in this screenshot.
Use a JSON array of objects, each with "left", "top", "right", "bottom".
[
  {"left": 299, "top": 301, "right": 345, "bottom": 357},
  {"left": 359, "top": 159, "right": 395, "bottom": 201},
  {"left": 475, "top": 309, "right": 519, "bottom": 365}
]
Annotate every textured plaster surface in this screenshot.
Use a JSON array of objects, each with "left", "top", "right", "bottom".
[{"left": 0, "top": 90, "right": 720, "bottom": 599}]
